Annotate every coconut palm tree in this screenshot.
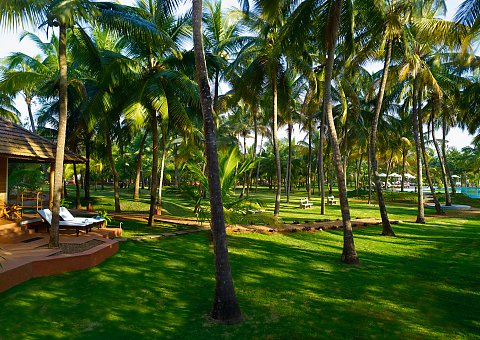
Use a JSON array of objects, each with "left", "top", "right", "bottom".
[
  {"left": 192, "top": 0, "right": 242, "bottom": 324},
  {"left": 323, "top": 0, "right": 358, "bottom": 263},
  {"left": 230, "top": 8, "right": 290, "bottom": 216},
  {"left": 0, "top": 0, "right": 104, "bottom": 247}
]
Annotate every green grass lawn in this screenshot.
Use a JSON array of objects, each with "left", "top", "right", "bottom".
[{"left": 1, "top": 186, "right": 479, "bottom": 338}]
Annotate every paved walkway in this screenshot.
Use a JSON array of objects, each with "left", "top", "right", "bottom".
[{"left": 110, "top": 212, "right": 399, "bottom": 240}]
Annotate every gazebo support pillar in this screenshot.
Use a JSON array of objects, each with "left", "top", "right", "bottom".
[
  {"left": 0, "top": 157, "right": 8, "bottom": 203},
  {"left": 49, "top": 163, "right": 55, "bottom": 209}
]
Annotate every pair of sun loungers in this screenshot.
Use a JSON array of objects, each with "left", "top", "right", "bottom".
[{"left": 38, "top": 207, "right": 105, "bottom": 236}]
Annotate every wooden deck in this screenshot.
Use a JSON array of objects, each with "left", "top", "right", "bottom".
[{"left": 0, "top": 231, "right": 120, "bottom": 292}]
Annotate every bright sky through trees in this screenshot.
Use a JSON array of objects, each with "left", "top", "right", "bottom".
[{"left": 0, "top": 0, "right": 473, "bottom": 150}]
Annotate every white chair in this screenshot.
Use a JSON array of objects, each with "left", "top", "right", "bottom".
[{"left": 38, "top": 209, "right": 93, "bottom": 236}]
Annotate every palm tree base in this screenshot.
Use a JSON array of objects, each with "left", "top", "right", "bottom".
[
  {"left": 416, "top": 217, "right": 426, "bottom": 224},
  {"left": 381, "top": 228, "right": 396, "bottom": 236},
  {"left": 341, "top": 251, "right": 359, "bottom": 264},
  {"left": 211, "top": 307, "right": 242, "bottom": 325}
]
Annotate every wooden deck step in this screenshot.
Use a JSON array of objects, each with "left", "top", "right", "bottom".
[{"left": 0, "top": 221, "right": 33, "bottom": 243}]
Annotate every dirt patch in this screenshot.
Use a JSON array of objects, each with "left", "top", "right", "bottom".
[{"left": 40, "top": 239, "right": 105, "bottom": 256}]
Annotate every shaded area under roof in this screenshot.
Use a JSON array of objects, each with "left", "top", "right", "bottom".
[{"left": 0, "top": 117, "right": 84, "bottom": 163}]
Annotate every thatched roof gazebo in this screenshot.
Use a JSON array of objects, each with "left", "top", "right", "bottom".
[{"left": 0, "top": 117, "right": 84, "bottom": 207}]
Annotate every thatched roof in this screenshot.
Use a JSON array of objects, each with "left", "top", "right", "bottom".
[{"left": 0, "top": 117, "right": 84, "bottom": 163}]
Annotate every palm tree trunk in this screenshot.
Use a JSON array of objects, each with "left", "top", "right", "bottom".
[
  {"left": 420, "top": 107, "right": 443, "bottom": 214},
  {"left": 317, "top": 117, "right": 326, "bottom": 216},
  {"left": 157, "top": 137, "right": 167, "bottom": 208},
  {"left": 192, "top": 0, "right": 241, "bottom": 324},
  {"left": 442, "top": 116, "right": 456, "bottom": 195},
  {"left": 272, "top": 72, "right": 281, "bottom": 216},
  {"left": 247, "top": 110, "right": 258, "bottom": 197},
  {"left": 84, "top": 134, "right": 91, "bottom": 201},
  {"left": 307, "top": 120, "right": 312, "bottom": 199},
  {"left": 25, "top": 96, "right": 36, "bottom": 133},
  {"left": 412, "top": 78, "right": 425, "bottom": 223},
  {"left": 214, "top": 70, "right": 220, "bottom": 114},
  {"left": 324, "top": 0, "right": 358, "bottom": 263},
  {"left": 73, "top": 163, "right": 81, "bottom": 209},
  {"left": 385, "top": 150, "right": 394, "bottom": 184},
  {"left": 148, "top": 110, "right": 159, "bottom": 226},
  {"left": 431, "top": 100, "right": 451, "bottom": 206},
  {"left": 133, "top": 130, "right": 148, "bottom": 200},
  {"left": 240, "top": 134, "right": 247, "bottom": 197},
  {"left": 255, "top": 134, "right": 263, "bottom": 192},
  {"left": 356, "top": 154, "right": 363, "bottom": 195},
  {"left": 49, "top": 24, "right": 68, "bottom": 248},
  {"left": 369, "top": 151, "right": 374, "bottom": 204},
  {"left": 286, "top": 123, "right": 292, "bottom": 203},
  {"left": 401, "top": 147, "right": 406, "bottom": 192},
  {"left": 369, "top": 39, "right": 395, "bottom": 236},
  {"left": 106, "top": 132, "right": 121, "bottom": 213}
]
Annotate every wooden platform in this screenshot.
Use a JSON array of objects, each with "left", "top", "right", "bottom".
[{"left": 0, "top": 232, "right": 119, "bottom": 292}]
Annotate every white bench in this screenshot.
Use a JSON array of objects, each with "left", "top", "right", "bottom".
[
  {"left": 327, "top": 196, "right": 337, "bottom": 205},
  {"left": 300, "top": 198, "right": 313, "bottom": 209}
]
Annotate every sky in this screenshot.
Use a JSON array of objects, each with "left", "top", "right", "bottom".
[{"left": 0, "top": 0, "right": 473, "bottom": 150}]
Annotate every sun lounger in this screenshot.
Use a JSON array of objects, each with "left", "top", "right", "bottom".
[
  {"left": 59, "top": 207, "right": 104, "bottom": 227},
  {"left": 38, "top": 209, "right": 93, "bottom": 237}
]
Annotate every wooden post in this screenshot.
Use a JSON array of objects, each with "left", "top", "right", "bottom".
[
  {"left": 49, "top": 163, "right": 55, "bottom": 209},
  {"left": 0, "top": 157, "right": 8, "bottom": 203}
]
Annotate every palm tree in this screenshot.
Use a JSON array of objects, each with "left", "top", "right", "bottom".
[
  {"left": 0, "top": 0, "right": 103, "bottom": 247},
  {"left": 323, "top": 0, "right": 358, "bottom": 263},
  {"left": 203, "top": 0, "right": 243, "bottom": 112},
  {"left": 192, "top": 0, "right": 242, "bottom": 324}
]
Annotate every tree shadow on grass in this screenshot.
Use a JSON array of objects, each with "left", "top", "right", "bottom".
[{"left": 0, "top": 224, "right": 478, "bottom": 338}]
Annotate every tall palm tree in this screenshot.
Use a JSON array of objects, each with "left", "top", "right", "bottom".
[
  {"left": 231, "top": 5, "right": 293, "bottom": 216},
  {"left": 0, "top": 0, "right": 103, "bottom": 247},
  {"left": 323, "top": 0, "right": 358, "bottom": 263},
  {"left": 192, "top": 0, "right": 242, "bottom": 324},
  {"left": 203, "top": 0, "right": 243, "bottom": 112}
]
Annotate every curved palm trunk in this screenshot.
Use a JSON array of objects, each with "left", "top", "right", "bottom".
[
  {"left": 420, "top": 109, "right": 443, "bottom": 214},
  {"left": 412, "top": 78, "right": 425, "bottom": 223},
  {"left": 192, "top": 0, "right": 241, "bottom": 324},
  {"left": 324, "top": 0, "right": 358, "bottom": 264},
  {"left": 106, "top": 133, "right": 121, "bottom": 213},
  {"left": 157, "top": 137, "right": 167, "bottom": 207},
  {"left": 431, "top": 99, "right": 451, "bottom": 206},
  {"left": 286, "top": 123, "right": 292, "bottom": 203},
  {"left": 133, "top": 131, "right": 148, "bottom": 200},
  {"left": 369, "top": 39, "right": 395, "bottom": 236},
  {"left": 442, "top": 116, "right": 456, "bottom": 195},
  {"left": 272, "top": 73, "right": 281, "bottom": 216},
  {"left": 148, "top": 110, "right": 159, "bottom": 226},
  {"left": 49, "top": 24, "right": 68, "bottom": 248}
]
